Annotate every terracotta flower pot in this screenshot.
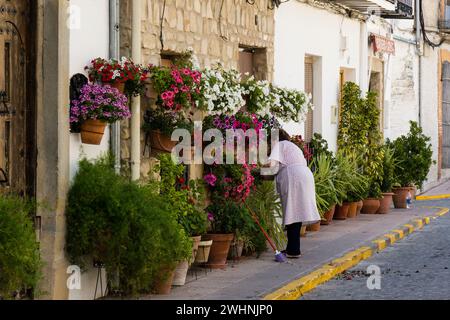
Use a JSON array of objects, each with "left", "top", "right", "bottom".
[
  {"left": 154, "top": 267, "right": 176, "bottom": 295},
  {"left": 80, "top": 119, "right": 107, "bottom": 145},
  {"left": 377, "top": 193, "right": 394, "bottom": 214},
  {"left": 347, "top": 202, "right": 359, "bottom": 218},
  {"left": 195, "top": 240, "right": 213, "bottom": 264},
  {"left": 202, "top": 234, "right": 234, "bottom": 269},
  {"left": 150, "top": 130, "right": 178, "bottom": 153},
  {"left": 300, "top": 225, "right": 307, "bottom": 237},
  {"left": 361, "top": 198, "right": 381, "bottom": 214},
  {"left": 356, "top": 200, "right": 363, "bottom": 215},
  {"left": 321, "top": 205, "right": 336, "bottom": 225},
  {"left": 306, "top": 221, "right": 321, "bottom": 232},
  {"left": 409, "top": 186, "right": 417, "bottom": 200},
  {"left": 334, "top": 203, "right": 350, "bottom": 220},
  {"left": 393, "top": 187, "right": 410, "bottom": 209},
  {"left": 104, "top": 81, "right": 125, "bottom": 94},
  {"left": 172, "top": 260, "right": 189, "bottom": 286}
]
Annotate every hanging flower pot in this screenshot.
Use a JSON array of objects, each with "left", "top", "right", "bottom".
[
  {"left": 202, "top": 234, "right": 233, "bottom": 269},
  {"left": 361, "top": 198, "right": 381, "bottom": 214},
  {"left": 80, "top": 119, "right": 107, "bottom": 145},
  {"left": 149, "top": 130, "right": 178, "bottom": 153},
  {"left": 377, "top": 193, "right": 394, "bottom": 214},
  {"left": 321, "top": 205, "right": 336, "bottom": 225},
  {"left": 195, "top": 240, "right": 213, "bottom": 264}
]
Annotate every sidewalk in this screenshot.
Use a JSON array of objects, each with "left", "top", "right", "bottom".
[
  {"left": 417, "top": 179, "right": 450, "bottom": 200},
  {"left": 140, "top": 204, "right": 443, "bottom": 300}
]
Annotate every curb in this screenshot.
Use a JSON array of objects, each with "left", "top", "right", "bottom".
[
  {"left": 263, "top": 207, "right": 449, "bottom": 300},
  {"left": 416, "top": 194, "right": 450, "bottom": 201}
]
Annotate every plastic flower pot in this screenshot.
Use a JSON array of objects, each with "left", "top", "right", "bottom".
[
  {"left": 334, "top": 202, "right": 350, "bottom": 220},
  {"left": 172, "top": 260, "right": 189, "bottom": 286},
  {"left": 377, "top": 193, "right": 394, "bottom": 214},
  {"left": 150, "top": 130, "right": 178, "bottom": 153},
  {"left": 393, "top": 187, "right": 410, "bottom": 209},
  {"left": 80, "top": 120, "right": 107, "bottom": 145},
  {"left": 347, "top": 202, "right": 359, "bottom": 218},
  {"left": 195, "top": 240, "right": 213, "bottom": 264},
  {"left": 321, "top": 205, "right": 336, "bottom": 225},
  {"left": 361, "top": 198, "right": 381, "bottom": 214},
  {"left": 202, "top": 234, "right": 233, "bottom": 269}
]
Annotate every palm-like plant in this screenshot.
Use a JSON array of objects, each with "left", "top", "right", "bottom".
[
  {"left": 312, "top": 155, "right": 338, "bottom": 217},
  {"left": 333, "top": 152, "right": 368, "bottom": 203}
]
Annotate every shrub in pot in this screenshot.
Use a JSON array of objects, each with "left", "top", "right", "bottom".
[
  {"left": 377, "top": 145, "right": 400, "bottom": 214},
  {"left": 153, "top": 154, "right": 208, "bottom": 285},
  {"left": 312, "top": 155, "right": 338, "bottom": 225},
  {"left": 0, "top": 195, "right": 41, "bottom": 299},
  {"left": 70, "top": 84, "right": 131, "bottom": 145},
  {"left": 66, "top": 156, "right": 191, "bottom": 296},
  {"left": 388, "top": 121, "right": 434, "bottom": 208}
]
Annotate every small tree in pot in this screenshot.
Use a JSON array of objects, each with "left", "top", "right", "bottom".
[
  {"left": 388, "top": 121, "right": 434, "bottom": 208},
  {"left": 378, "top": 145, "right": 401, "bottom": 214}
]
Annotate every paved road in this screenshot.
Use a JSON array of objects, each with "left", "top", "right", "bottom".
[{"left": 302, "top": 200, "right": 450, "bottom": 300}]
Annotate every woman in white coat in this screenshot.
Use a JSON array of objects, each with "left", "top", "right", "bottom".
[{"left": 269, "top": 129, "right": 320, "bottom": 258}]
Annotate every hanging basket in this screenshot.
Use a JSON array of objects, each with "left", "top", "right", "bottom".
[
  {"left": 80, "top": 120, "right": 107, "bottom": 145},
  {"left": 149, "top": 130, "right": 178, "bottom": 153},
  {"left": 103, "top": 81, "right": 126, "bottom": 94}
]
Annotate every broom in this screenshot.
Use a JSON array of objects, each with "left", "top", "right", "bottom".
[{"left": 243, "top": 201, "right": 287, "bottom": 263}]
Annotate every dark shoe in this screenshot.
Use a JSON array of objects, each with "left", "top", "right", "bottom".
[{"left": 281, "top": 250, "right": 301, "bottom": 258}]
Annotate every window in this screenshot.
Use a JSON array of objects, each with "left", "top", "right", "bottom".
[{"left": 238, "top": 46, "right": 268, "bottom": 80}]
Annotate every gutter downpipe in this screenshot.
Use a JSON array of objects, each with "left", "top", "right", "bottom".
[
  {"left": 131, "top": 0, "right": 141, "bottom": 181},
  {"left": 416, "top": 0, "right": 422, "bottom": 127},
  {"left": 110, "top": 0, "right": 121, "bottom": 174}
]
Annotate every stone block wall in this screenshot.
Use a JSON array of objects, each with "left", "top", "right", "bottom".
[{"left": 119, "top": 0, "right": 275, "bottom": 179}]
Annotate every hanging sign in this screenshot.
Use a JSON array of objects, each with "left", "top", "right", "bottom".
[{"left": 370, "top": 34, "right": 395, "bottom": 55}]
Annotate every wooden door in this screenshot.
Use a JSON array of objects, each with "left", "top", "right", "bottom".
[{"left": 0, "top": 0, "right": 30, "bottom": 196}]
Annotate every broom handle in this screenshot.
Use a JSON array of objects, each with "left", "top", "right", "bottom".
[{"left": 243, "top": 201, "right": 278, "bottom": 252}]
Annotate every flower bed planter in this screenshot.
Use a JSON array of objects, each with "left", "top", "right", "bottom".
[
  {"left": 81, "top": 120, "right": 107, "bottom": 145},
  {"left": 334, "top": 203, "right": 350, "bottom": 220},
  {"left": 149, "top": 130, "right": 178, "bottom": 153},
  {"left": 347, "top": 202, "right": 358, "bottom": 218},
  {"left": 361, "top": 198, "right": 381, "bottom": 214},
  {"left": 393, "top": 187, "right": 410, "bottom": 209},
  {"left": 377, "top": 193, "right": 394, "bottom": 214},
  {"left": 202, "top": 234, "right": 233, "bottom": 269},
  {"left": 195, "top": 240, "right": 213, "bottom": 264},
  {"left": 321, "top": 205, "right": 336, "bottom": 225}
]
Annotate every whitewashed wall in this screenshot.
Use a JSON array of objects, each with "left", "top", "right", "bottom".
[
  {"left": 69, "top": 0, "right": 110, "bottom": 182},
  {"left": 274, "top": 1, "right": 362, "bottom": 152},
  {"left": 68, "top": 0, "right": 110, "bottom": 300}
]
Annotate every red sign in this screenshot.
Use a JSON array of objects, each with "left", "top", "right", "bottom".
[{"left": 371, "top": 34, "right": 396, "bottom": 55}]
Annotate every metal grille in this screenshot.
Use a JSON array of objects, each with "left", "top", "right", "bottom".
[
  {"left": 443, "top": 62, "right": 450, "bottom": 168},
  {"left": 304, "top": 59, "right": 314, "bottom": 143}
]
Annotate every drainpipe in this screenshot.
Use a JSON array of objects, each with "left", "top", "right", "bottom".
[
  {"left": 131, "top": 0, "right": 141, "bottom": 181},
  {"left": 110, "top": 0, "right": 121, "bottom": 174},
  {"left": 416, "top": 0, "right": 422, "bottom": 126}
]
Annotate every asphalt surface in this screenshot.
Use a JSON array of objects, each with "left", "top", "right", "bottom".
[{"left": 301, "top": 199, "right": 450, "bottom": 300}]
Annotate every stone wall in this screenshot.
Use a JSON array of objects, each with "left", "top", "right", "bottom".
[{"left": 119, "top": 0, "right": 275, "bottom": 179}]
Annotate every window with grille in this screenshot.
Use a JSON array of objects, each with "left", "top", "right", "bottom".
[{"left": 304, "top": 57, "right": 314, "bottom": 143}]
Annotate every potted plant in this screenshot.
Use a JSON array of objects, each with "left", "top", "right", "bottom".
[
  {"left": 312, "top": 155, "right": 338, "bottom": 227},
  {"left": 70, "top": 83, "right": 131, "bottom": 145},
  {"left": 66, "top": 156, "right": 191, "bottom": 296},
  {"left": 85, "top": 57, "right": 148, "bottom": 96},
  {"left": 389, "top": 121, "right": 434, "bottom": 208},
  {"left": 377, "top": 145, "right": 399, "bottom": 214},
  {"left": 0, "top": 195, "right": 41, "bottom": 299},
  {"left": 153, "top": 154, "right": 208, "bottom": 286}
]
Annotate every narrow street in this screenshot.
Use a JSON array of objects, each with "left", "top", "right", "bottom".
[{"left": 302, "top": 200, "right": 450, "bottom": 300}]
